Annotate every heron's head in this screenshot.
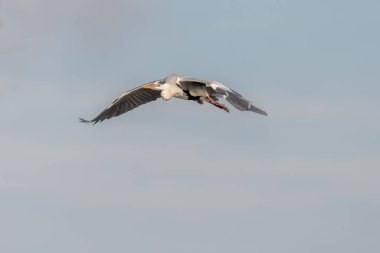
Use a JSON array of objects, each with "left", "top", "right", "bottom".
[{"left": 143, "top": 80, "right": 165, "bottom": 90}]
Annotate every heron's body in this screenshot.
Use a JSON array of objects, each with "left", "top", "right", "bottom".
[
  {"left": 160, "top": 75, "right": 208, "bottom": 101},
  {"left": 80, "top": 74, "right": 267, "bottom": 124}
]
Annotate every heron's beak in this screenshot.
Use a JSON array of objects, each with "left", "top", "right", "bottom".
[{"left": 143, "top": 82, "right": 160, "bottom": 90}]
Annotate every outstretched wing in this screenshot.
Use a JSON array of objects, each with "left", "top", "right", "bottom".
[
  {"left": 207, "top": 82, "right": 268, "bottom": 116},
  {"left": 80, "top": 84, "right": 161, "bottom": 124}
]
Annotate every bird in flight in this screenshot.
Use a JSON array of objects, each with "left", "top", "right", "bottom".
[{"left": 80, "top": 74, "right": 267, "bottom": 124}]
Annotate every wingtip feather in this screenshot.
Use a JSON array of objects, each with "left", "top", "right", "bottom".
[
  {"left": 254, "top": 109, "right": 268, "bottom": 116},
  {"left": 259, "top": 110, "right": 268, "bottom": 116},
  {"left": 79, "top": 118, "right": 92, "bottom": 124}
]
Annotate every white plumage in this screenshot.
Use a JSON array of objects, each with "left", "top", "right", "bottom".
[{"left": 80, "top": 74, "right": 267, "bottom": 124}]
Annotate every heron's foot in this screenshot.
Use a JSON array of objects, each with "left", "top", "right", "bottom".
[
  {"left": 220, "top": 104, "right": 230, "bottom": 113},
  {"left": 206, "top": 96, "right": 230, "bottom": 113},
  {"left": 215, "top": 103, "right": 229, "bottom": 113}
]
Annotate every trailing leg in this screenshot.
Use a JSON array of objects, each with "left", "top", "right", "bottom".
[{"left": 206, "top": 96, "right": 230, "bottom": 113}]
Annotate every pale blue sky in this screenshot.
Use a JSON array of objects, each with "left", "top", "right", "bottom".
[{"left": 1, "top": 0, "right": 379, "bottom": 252}]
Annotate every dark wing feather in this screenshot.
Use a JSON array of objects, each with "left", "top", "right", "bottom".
[
  {"left": 177, "top": 80, "right": 207, "bottom": 88},
  {"left": 80, "top": 85, "right": 161, "bottom": 124},
  {"left": 177, "top": 77, "right": 211, "bottom": 86}
]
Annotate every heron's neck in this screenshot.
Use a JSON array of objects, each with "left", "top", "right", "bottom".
[{"left": 160, "top": 83, "right": 181, "bottom": 100}]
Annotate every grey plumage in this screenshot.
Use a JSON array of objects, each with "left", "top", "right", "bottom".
[
  {"left": 79, "top": 84, "right": 161, "bottom": 124},
  {"left": 80, "top": 74, "right": 267, "bottom": 124},
  {"left": 225, "top": 90, "right": 268, "bottom": 115},
  {"left": 178, "top": 77, "right": 267, "bottom": 115}
]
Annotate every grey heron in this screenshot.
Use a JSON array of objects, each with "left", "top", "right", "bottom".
[{"left": 80, "top": 74, "right": 267, "bottom": 124}]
